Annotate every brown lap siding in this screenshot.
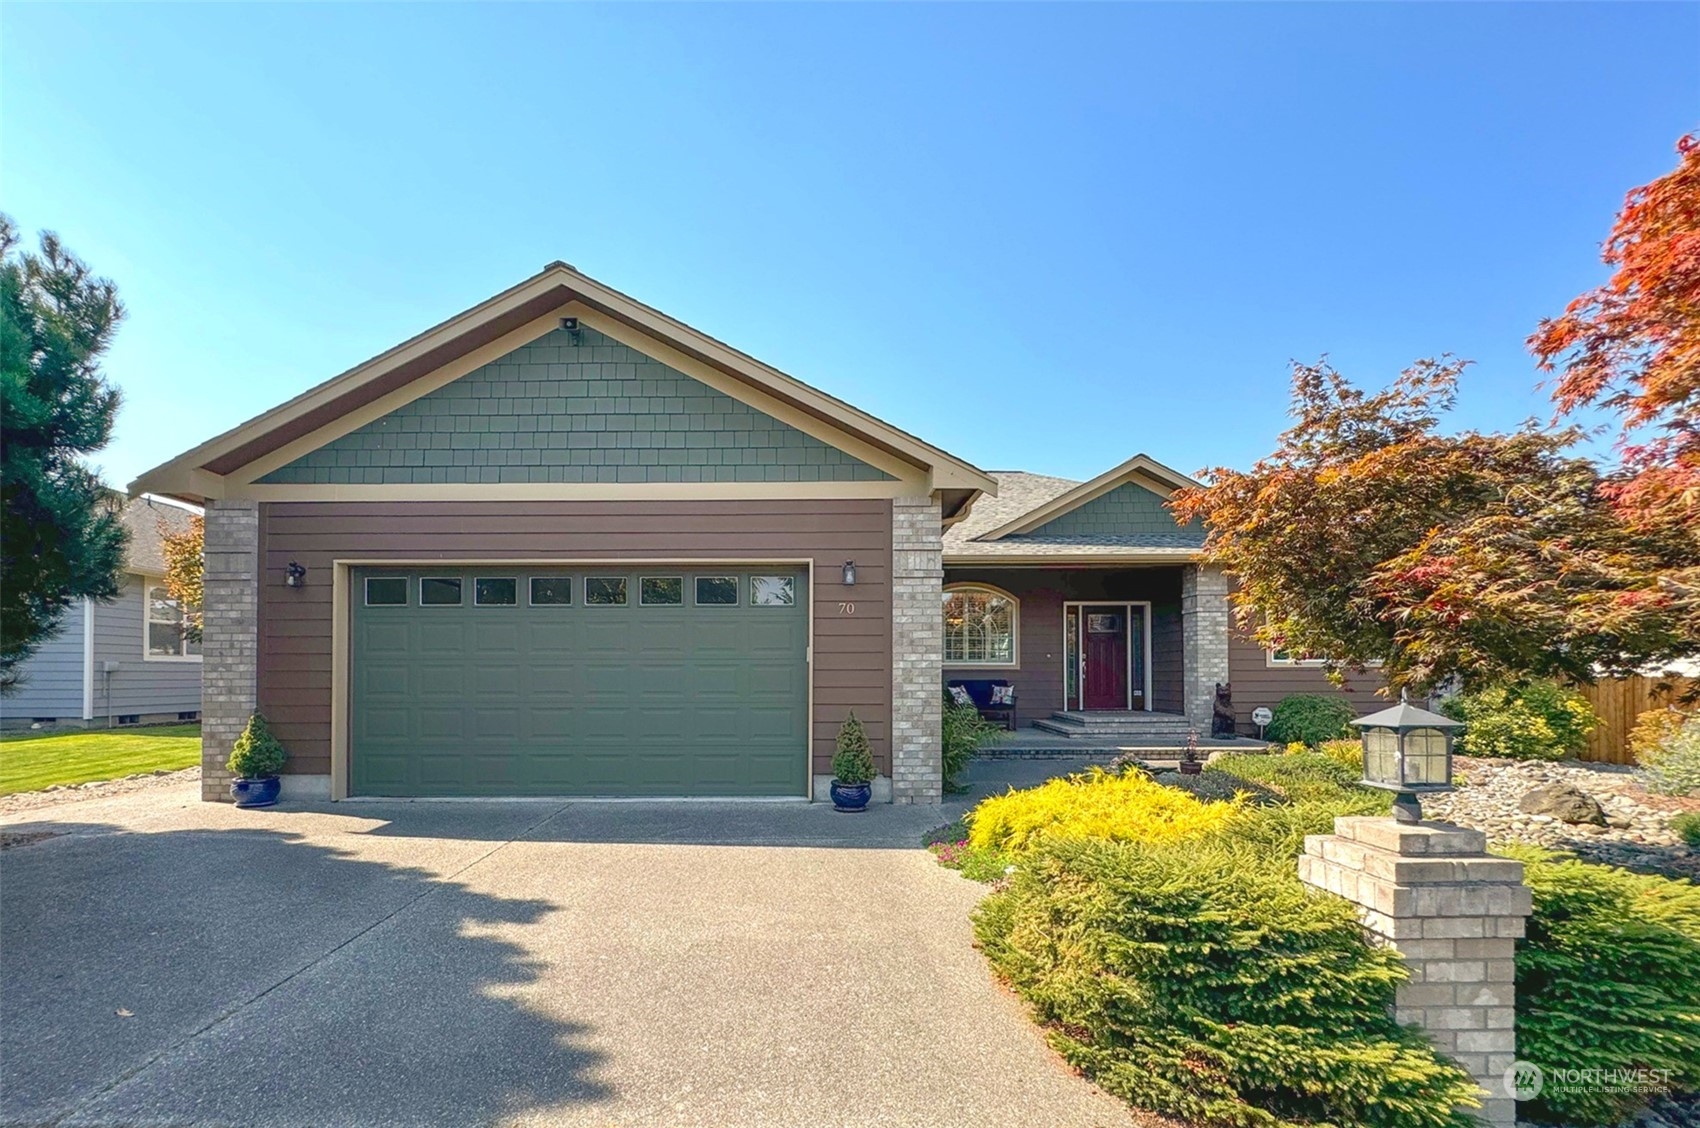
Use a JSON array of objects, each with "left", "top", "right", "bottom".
[
  {"left": 256, "top": 499, "right": 893, "bottom": 778},
  {"left": 1226, "top": 626, "right": 1387, "bottom": 734}
]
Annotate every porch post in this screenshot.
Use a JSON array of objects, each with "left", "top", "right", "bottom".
[
  {"left": 890, "top": 495, "right": 943, "bottom": 804},
  {"left": 1180, "top": 563, "right": 1230, "bottom": 734},
  {"left": 200, "top": 500, "right": 261, "bottom": 802}
]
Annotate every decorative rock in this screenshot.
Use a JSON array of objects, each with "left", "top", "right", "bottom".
[{"left": 1518, "top": 782, "right": 1606, "bottom": 826}]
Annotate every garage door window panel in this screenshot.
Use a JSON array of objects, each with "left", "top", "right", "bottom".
[
  {"left": 365, "top": 577, "right": 409, "bottom": 606},
  {"left": 420, "top": 577, "right": 463, "bottom": 606},
  {"left": 640, "top": 577, "right": 684, "bottom": 606},
  {"left": 475, "top": 578, "right": 517, "bottom": 606},
  {"left": 695, "top": 576, "right": 738, "bottom": 606},
  {"left": 529, "top": 577, "right": 573, "bottom": 606},
  {"left": 751, "top": 575, "right": 796, "bottom": 606},
  {"left": 585, "top": 577, "right": 628, "bottom": 606}
]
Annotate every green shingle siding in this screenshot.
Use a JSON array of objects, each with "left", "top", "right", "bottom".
[
  {"left": 1027, "top": 482, "right": 1205, "bottom": 542},
  {"left": 258, "top": 327, "right": 894, "bottom": 485}
]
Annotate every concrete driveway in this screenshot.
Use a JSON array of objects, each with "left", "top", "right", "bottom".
[{"left": 0, "top": 758, "right": 1136, "bottom": 1128}]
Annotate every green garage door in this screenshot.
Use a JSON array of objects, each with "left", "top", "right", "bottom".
[{"left": 350, "top": 566, "right": 809, "bottom": 797}]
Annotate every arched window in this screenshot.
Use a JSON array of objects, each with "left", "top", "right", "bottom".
[{"left": 943, "top": 586, "right": 1018, "bottom": 666}]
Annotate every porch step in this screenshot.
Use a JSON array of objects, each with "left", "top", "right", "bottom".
[{"left": 1030, "top": 710, "right": 1198, "bottom": 738}]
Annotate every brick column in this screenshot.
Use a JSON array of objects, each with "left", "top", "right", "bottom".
[
  {"left": 890, "top": 495, "right": 943, "bottom": 804},
  {"left": 201, "top": 500, "right": 261, "bottom": 802},
  {"left": 1298, "top": 816, "right": 1533, "bottom": 1128},
  {"left": 1181, "top": 563, "right": 1230, "bottom": 732}
]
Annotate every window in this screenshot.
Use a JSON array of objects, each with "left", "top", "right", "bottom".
[
  {"left": 419, "top": 577, "right": 463, "bottom": 606},
  {"left": 750, "top": 575, "right": 796, "bottom": 606},
  {"left": 365, "top": 577, "right": 408, "bottom": 606},
  {"left": 943, "top": 586, "right": 1017, "bottom": 666},
  {"left": 640, "top": 577, "right": 683, "bottom": 605},
  {"left": 585, "top": 577, "right": 628, "bottom": 606},
  {"left": 475, "top": 578, "right": 517, "bottom": 606},
  {"left": 529, "top": 577, "right": 573, "bottom": 606},
  {"left": 146, "top": 585, "right": 201, "bottom": 659},
  {"left": 695, "top": 576, "right": 738, "bottom": 606}
]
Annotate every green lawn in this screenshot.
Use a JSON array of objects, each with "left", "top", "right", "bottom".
[{"left": 0, "top": 724, "right": 202, "bottom": 795}]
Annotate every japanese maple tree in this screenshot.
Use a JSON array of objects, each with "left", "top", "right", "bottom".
[
  {"left": 1531, "top": 132, "right": 1699, "bottom": 528},
  {"left": 1171, "top": 359, "right": 1697, "bottom": 694}
]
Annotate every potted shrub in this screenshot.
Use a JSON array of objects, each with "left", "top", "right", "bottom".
[
  {"left": 1178, "top": 729, "right": 1203, "bottom": 775},
  {"left": 830, "top": 711, "right": 875, "bottom": 812},
  {"left": 228, "top": 712, "right": 287, "bottom": 808}
]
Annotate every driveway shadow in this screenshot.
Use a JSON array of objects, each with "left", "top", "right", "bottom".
[{"left": 0, "top": 819, "right": 609, "bottom": 1127}]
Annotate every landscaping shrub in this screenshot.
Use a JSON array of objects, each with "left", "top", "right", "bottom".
[
  {"left": 973, "top": 836, "right": 1480, "bottom": 1128},
  {"left": 1500, "top": 845, "right": 1700, "bottom": 1125},
  {"left": 1205, "top": 750, "right": 1363, "bottom": 803},
  {"left": 1264, "top": 694, "right": 1356, "bottom": 747},
  {"left": 1224, "top": 792, "right": 1392, "bottom": 859},
  {"left": 1438, "top": 680, "right": 1597, "bottom": 761},
  {"left": 1317, "top": 738, "right": 1364, "bottom": 774},
  {"left": 831, "top": 712, "right": 874, "bottom": 784},
  {"left": 967, "top": 768, "right": 1239, "bottom": 855},
  {"left": 226, "top": 713, "right": 286, "bottom": 779},
  {"left": 1634, "top": 709, "right": 1700, "bottom": 797},
  {"left": 941, "top": 692, "right": 1000, "bottom": 793},
  {"left": 1673, "top": 811, "right": 1700, "bottom": 849}
]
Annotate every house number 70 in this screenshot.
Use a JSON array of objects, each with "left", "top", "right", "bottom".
[{"left": 838, "top": 602, "right": 856, "bottom": 615}]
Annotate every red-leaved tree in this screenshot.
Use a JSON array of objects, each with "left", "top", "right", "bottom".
[{"left": 1531, "top": 132, "right": 1700, "bottom": 529}]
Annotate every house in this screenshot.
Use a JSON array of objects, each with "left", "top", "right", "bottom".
[
  {"left": 1, "top": 497, "right": 204, "bottom": 729},
  {"left": 131, "top": 263, "right": 1376, "bottom": 804}
]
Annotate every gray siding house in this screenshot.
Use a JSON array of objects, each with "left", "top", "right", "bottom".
[{"left": 1, "top": 498, "right": 203, "bottom": 729}]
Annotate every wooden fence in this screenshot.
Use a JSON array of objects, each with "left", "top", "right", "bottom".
[{"left": 1575, "top": 675, "right": 1696, "bottom": 765}]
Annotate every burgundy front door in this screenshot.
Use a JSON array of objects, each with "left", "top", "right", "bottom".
[{"left": 1082, "top": 607, "right": 1129, "bottom": 710}]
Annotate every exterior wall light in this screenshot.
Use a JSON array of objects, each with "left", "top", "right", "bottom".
[
  {"left": 285, "top": 561, "right": 307, "bottom": 588},
  {"left": 1353, "top": 697, "right": 1460, "bottom": 824},
  {"left": 842, "top": 560, "right": 857, "bottom": 586}
]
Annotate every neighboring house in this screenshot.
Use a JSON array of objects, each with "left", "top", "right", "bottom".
[
  {"left": 1, "top": 498, "right": 203, "bottom": 729},
  {"left": 131, "top": 263, "right": 1377, "bottom": 804}
]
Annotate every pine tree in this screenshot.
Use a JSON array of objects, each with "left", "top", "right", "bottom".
[{"left": 0, "top": 215, "right": 128, "bottom": 689}]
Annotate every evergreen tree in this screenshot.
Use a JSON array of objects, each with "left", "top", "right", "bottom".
[{"left": 0, "top": 215, "right": 128, "bottom": 689}]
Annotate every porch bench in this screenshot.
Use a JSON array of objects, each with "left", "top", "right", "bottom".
[{"left": 946, "top": 678, "right": 1017, "bottom": 731}]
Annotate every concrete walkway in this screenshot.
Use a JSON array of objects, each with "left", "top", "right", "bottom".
[{"left": 0, "top": 759, "right": 1137, "bottom": 1128}]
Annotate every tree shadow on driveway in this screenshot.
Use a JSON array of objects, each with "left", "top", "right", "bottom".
[{"left": 0, "top": 819, "right": 610, "bottom": 1127}]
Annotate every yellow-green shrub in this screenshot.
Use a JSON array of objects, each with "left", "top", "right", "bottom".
[
  {"left": 1317, "top": 738, "right": 1363, "bottom": 773},
  {"left": 968, "top": 768, "right": 1239, "bottom": 855}
]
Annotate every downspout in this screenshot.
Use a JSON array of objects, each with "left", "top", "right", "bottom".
[{"left": 81, "top": 598, "right": 95, "bottom": 722}]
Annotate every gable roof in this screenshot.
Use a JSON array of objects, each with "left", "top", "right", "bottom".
[
  {"left": 943, "top": 454, "right": 1204, "bottom": 563},
  {"left": 978, "top": 453, "right": 1197, "bottom": 540},
  {"left": 130, "top": 262, "right": 994, "bottom": 502}
]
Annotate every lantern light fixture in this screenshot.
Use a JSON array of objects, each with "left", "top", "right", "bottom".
[
  {"left": 1352, "top": 697, "right": 1461, "bottom": 825},
  {"left": 285, "top": 561, "right": 307, "bottom": 588},
  {"left": 842, "top": 560, "right": 857, "bottom": 586}
]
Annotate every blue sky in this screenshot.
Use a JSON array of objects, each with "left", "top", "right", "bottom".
[{"left": 3, "top": 3, "right": 1696, "bottom": 489}]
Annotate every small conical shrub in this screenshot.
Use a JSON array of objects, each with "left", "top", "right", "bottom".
[
  {"left": 227, "top": 712, "right": 287, "bottom": 779},
  {"left": 832, "top": 711, "right": 875, "bottom": 785}
]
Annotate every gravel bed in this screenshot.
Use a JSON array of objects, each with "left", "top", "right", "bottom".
[
  {"left": 1425, "top": 757, "right": 1699, "bottom": 879},
  {"left": 0, "top": 766, "right": 201, "bottom": 819}
]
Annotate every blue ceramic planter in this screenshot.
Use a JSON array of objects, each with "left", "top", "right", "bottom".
[
  {"left": 231, "top": 776, "right": 281, "bottom": 808},
  {"left": 830, "top": 780, "right": 871, "bottom": 812}
]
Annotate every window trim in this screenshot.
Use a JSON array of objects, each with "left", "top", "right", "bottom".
[
  {"left": 1265, "top": 649, "right": 1385, "bottom": 669},
  {"left": 527, "top": 576, "right": 574, "bottom": 607},
  {"left": 418, "top": 576, "right": 465, "bottom": 608},
  {"left": 694, "top": 575, "right": 740, "bottom": 607},
  {"left": 583, "top": 575, "right": 630, "bottom": 607},
  {"left": 638, "top": 576, "right": 685, "bottom": 606},
  {"left": 942, "top": 583, "right": 1020, "bottom": 669},
  {"left": 364, "top": 576, "right": 410, "bottom": 607},
  {"left": 142, "top": 575, "right": 202, "bottom": 663}
]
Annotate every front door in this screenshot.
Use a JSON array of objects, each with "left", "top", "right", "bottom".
[{"left": 1082, "top": 606, "right": 1129, "bottom": 710}]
